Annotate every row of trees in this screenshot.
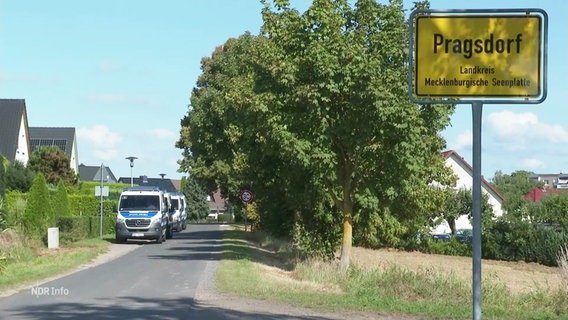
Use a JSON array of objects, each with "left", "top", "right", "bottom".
[
  {"left": 176, "top": 0, "right": 457, "bottom": 269},
  {"left": 176, "top": 0, "right": 568, "bottom": 268}
]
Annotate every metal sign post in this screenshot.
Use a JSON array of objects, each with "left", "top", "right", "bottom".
[
  {"left": 408, "top": 8, "right": 548, "bottom": 320},
  {"left": 240, "top": 190, "right": 253, "bottom": 231}
]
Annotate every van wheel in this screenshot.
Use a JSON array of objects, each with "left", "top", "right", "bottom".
[{"left": 115, "top": 235, "right": 125, "bottom": 244}]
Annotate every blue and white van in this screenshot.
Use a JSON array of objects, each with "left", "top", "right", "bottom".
[
  {"left": 115, "top": 186, "right": 173, "bottom": 243},
  {"left": 169, "top": 192, "right": 188, "bottom": 231}
]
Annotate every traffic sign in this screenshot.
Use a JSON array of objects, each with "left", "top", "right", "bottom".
[
  {"left": 410, "top": 9, "right": 547, "bottom": 100},
  {"left": 240, "top": 190, "right": 253, "bottom": 203}
]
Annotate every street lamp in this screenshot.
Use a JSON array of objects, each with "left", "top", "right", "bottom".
[{"left": 125, "top": 156, "right": 138, "bottom": 187}]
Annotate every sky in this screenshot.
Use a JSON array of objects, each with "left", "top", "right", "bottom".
[{"left": 0, "top": 0, "right": 566, "bottom": 182}]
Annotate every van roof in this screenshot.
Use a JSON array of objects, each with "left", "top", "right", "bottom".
[{"left": 122, "top": 186, "right": 162, "bottom": 192}]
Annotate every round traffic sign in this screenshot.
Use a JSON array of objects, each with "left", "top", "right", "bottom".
[{"left": 240, "top": 189, "right": 253, "bottom": 203}]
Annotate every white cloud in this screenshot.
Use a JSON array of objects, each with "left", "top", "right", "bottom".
[
  {"left": 486, "top": 110, "right": 568, "bottom": 143},
  {"left": 77, "top": 125, "right": 123, "bottom": 161},
  {"left": 147, "top": 128, "right": 177, "bottom": 140},
  {"left": 522, "top": 158, "right": 544, "bottom": 170},
  {"left": 449, "top": 129, "right": 472, "bottom": 150}
]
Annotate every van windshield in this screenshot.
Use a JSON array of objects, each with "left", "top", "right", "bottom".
[
  {"left": 119, "top": 195, "right": 160, "bottom": 211},
  {"left": 171, "top": 198, "right": 180, "bottom": 210}
]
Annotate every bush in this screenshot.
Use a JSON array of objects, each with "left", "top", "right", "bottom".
[
  {"left": 426, "top": 237, "right": 472, "bottom": 256},
  {"left": 217, "top": 213, "right": 234, "bottom": 223},
  {"left": 483, "top": 220, "right": 568, "bottom": 267},
  {"left": 57, "top": 215, "right": 115, "bottom": 243},
  {"left": 558, "top": 246, "right": 568, "bottom": 292},
  {"left": 22, "top": 174, "right": 52, "bottom": 238}
]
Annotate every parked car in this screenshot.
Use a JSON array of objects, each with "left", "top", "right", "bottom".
[
  {"left": 456, "top": 228, "right": 473, "bottom": 241},
  {"left": 432, "top": 233, "right": 451, "bottom": 240}
]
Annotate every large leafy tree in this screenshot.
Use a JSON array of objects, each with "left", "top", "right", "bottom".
[
  {"left": 178, "top": 0, "right": 454, "bottom": 269},
  {"left": 491, "top": 170, "right": 543, "bottom": 216},
  {"left": 28, "top": 146, "right": 78, "bottom": 186}
]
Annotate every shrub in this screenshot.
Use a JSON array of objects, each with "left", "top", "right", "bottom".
[
  {"left": 483, "top": 219, "right": 568, "bottom": 266},
  {"left": 57, "top": 215, "right": 115, "bottom": 243},
  {"left": 426, "top": 237, "right": 471, "bottom": 257},
  {"left": 22, "top": 174, "right": 53, "bottom": 238},
  {"left": 217, "top": 213, "right": 234, "bottom": 223},
  {"left": 52, "top": 179, "right": 71, "bottom": 218},
  {"left": 558, "top": 246, "right": 568, "bottom": 292}
]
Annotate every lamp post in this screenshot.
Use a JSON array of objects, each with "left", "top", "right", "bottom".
[{"left": 125, "top": 156, "right": 138, "bottom": 187}]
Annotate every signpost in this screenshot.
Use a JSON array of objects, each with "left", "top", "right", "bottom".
[
  {"left": 240, "top": 190, "right": 253, "bottom": 231},
  {"left": 95, "top": 164, "right": 110, "bottom": 240},
  {"left": 409, "top": 9, "right": 548, "bottom": 320}
]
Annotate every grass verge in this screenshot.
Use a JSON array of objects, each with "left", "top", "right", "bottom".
[
  {"left": 217, "top": 227, "right": 568, "bottom": 320},
  {"left": 0, "top": 230, "right": 112, "bottom": 294}
]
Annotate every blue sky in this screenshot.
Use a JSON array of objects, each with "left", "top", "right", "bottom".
[{"left": 0, "top": 0, "right": 566, "bottom": 182}]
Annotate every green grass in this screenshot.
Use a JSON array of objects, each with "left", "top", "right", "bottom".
[
  {"left": 0, "top": 232, "right": 111, "bottom": 293},
  {"left": 217, "top": 227, "right": 568, "bottom": 320}
]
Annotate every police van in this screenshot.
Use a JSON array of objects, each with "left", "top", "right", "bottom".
[
  {"left": 169, "top": 192, "right": 188, "bottom": 231},
  {"left": 115, "top": 186, "right": 173, "bottom": 243}
]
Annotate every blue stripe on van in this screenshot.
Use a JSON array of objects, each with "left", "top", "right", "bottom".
[{"left": 119, "top": 211, "right": 159, "bottom": 218}]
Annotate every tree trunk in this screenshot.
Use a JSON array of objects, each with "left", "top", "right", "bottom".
[
  {"left": 339, "top": 207, "right": 353, "bottom": 272},
  {"left": 447, "top": 216, "right": 457, "bottom": 235}
]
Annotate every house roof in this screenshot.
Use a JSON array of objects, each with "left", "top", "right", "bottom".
[
  {"left": 209, "top": 188, "right": 230, "bottom": 212},
  {"left": 78, "top": 164, "right": 118, "bottom": 183},
  {"left": 0, "top": 99, "right": 29, "bottom": 162},
  {"left": 442, "top": 149, "right": 505, "bottom": 202},
  {"left": 29, "top": 127, "right": 76, "bottom": 159},
  {"left": 524, "top": 187, "right": 568, "bottom": 202},
  {"left": 117, "top": 176, "right": 178, "bottom": 192}
]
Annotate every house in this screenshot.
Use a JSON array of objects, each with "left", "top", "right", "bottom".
[
  {"left": 78, "top": 164, "right": 118, "bottom": 183},
  {"left": 117, "top": 176, "right": 178, "bottom": 192},
  {"left": 0, "top": 99, "right": 31, "bottom": 164},
  {"left": 208, "top": 189, "right": 231, "bottom": 215},
  {"left": 529, "top": 173, "right": 568, "bottom": 190},
  {"left": 432, "top": 150, "right": 506, "bottom": 234},
  {"left": 29, "top": 127, "right": 80, "bottom": 173}
]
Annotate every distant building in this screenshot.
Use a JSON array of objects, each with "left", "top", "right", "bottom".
[
  {"left": 208, "top": 188, "right": 231, "bottom": 215},
  {"left": 117, "top": 175, "right": 178, "bottom": 192},
  {"left": 0, "top": 99, "right": 31, "bottom": 164},
  {"left": 529, "top": 173, "right": 568, "bottom": 190},
  {"left": 78, "top": 164, "right": 118, "bottom": 183},
  {"left": 29, "top": 127, "right": 79, "bottom": 173}
]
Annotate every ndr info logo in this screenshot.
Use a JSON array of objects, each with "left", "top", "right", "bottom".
[{"left": 30, "top": 283, "right": 70, "bottom": 298}]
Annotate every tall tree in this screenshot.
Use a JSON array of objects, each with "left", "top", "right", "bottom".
[
  {"left": 182, "top": 175, "right": 210, "bottom": 221},
  {"left": 177, "top": 0, "right": 454, "bottom": 269},
  {"left": 53, "top": 179, "right": 71, "bottom": 218},
  {"left": 23, "top": 174, "right": 53, "bottom": 237},
  {"left": 491, "top": 170, "right": 543, "bottom": 217},
  {"left": 28, "top": 146, "right": 78, "bottom": 186}
]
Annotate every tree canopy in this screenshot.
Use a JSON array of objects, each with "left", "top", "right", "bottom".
[
  {"left": 177, "top": 0, "right": 454, "bottom": 269},
  {"left": 28, "top": 146, "right": 78, "bottom": 186}
]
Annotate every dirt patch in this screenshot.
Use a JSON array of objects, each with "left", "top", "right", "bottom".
[{"left": 350, "top": 247, "right": 563, "bottom": 294}]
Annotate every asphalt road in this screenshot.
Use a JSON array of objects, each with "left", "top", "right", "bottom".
[{"left": 0, "top": 224, "right": 399, "bottom": 320}]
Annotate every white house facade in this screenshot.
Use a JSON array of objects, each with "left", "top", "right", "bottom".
[{"left": 431, "top": 150, "right": 505, "bottom": 234}]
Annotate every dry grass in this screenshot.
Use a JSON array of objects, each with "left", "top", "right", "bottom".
[
  {"left": 558, "top": 246, "right": 568, "bottom": 292},
  {"left": 350, "top": 247, "right": 563, "bottom": 295}
]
